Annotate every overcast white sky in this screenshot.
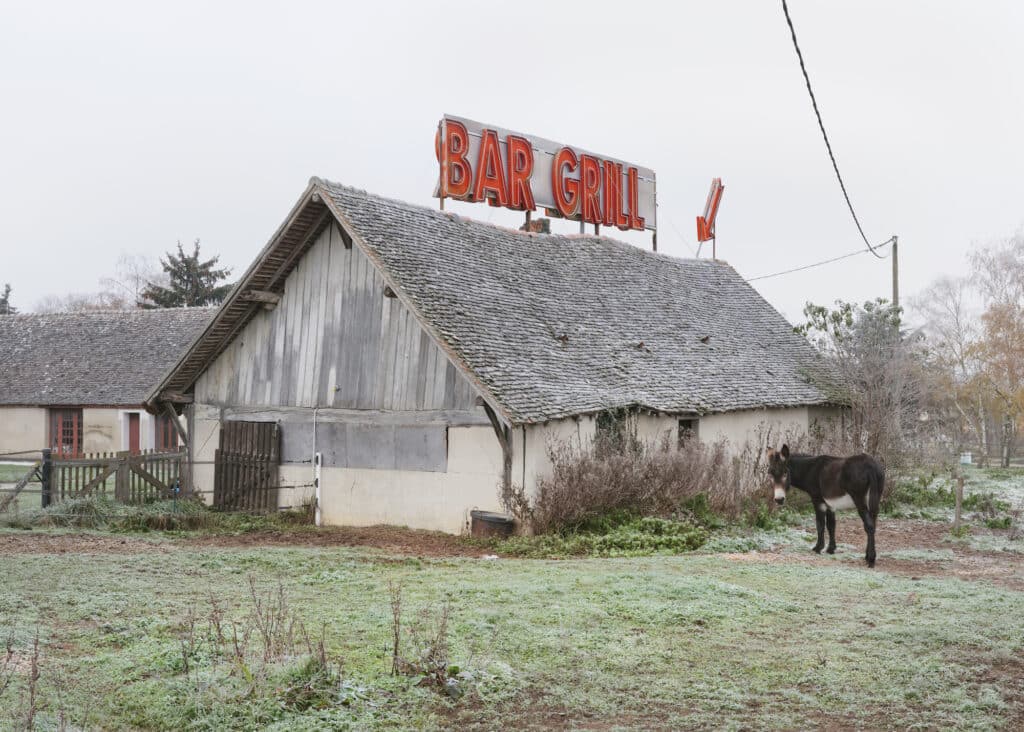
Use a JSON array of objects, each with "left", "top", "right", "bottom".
[{"left": 1, "top": 1, "right": 1022, "bottom": 321}]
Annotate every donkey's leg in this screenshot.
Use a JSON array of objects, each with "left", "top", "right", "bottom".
[
  {"left": 853, "top": 495, "right": 876, "bottom": 567},
  {"left": 825, "top": 510, "right": 837, "bottom": 554},
  {"left": 812, "top": 507, "right": 826, "bottom": 553}
]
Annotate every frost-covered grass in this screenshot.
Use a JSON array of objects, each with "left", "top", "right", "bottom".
[
  {"left": 1, "top": 541, "right": 1022, "bottom": 729},
  {"left": 963, "top": 465, "right": 1024, "bottom": 508},
  {"left": 956, "top": 533, "right": 1024, "bottom": 556}
]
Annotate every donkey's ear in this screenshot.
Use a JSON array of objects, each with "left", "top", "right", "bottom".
[
  {"left": 780, "top": 444, "right": 790, "bottom": 459},
  {"left": 765, "top": 447, "right": 775, "bottom": 458}
]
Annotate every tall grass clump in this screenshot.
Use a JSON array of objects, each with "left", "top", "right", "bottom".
[{"left": 0, "top": 495, "right": 314, "bottom": 533}]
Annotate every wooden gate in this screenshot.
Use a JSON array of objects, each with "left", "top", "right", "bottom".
[
  {"left": 48, "top": 449, "right": 186, "bottom": 504},
  {"left": 213, "top": 421, "right": 280, "bottom": 512}
]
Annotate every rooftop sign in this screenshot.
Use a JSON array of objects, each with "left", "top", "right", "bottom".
[{"left": 435, "top": 115, "right": 656, "bottom": 232}]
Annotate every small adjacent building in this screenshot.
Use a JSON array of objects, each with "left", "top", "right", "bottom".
[
  {"left": 148, "top": 178, "right": 838, "bottom": 533},
  {"left": 0, "top": 308, "right": 213, "bottom": 458}
]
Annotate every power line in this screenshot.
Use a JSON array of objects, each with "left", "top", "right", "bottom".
[
  {"left": 662, "top": 212, "right": 697, "bottom": 256},
  {"left": 747, "top": 236, "right": 893, "bottom": 282},
  {"left": 781, "top": 0, "right": 886, "bottom": 259}
]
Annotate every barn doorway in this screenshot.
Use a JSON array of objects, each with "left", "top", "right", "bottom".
[{"left": 213, "top": 421, "right": 281, "bottom": 512}]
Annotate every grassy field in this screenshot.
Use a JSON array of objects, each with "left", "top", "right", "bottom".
[
  {"left": 0, "top": 462, "right": 37, "bottom": 484},
  {"left": 1, "top": 535, "right": 1022, "bottom": 730},
  {"left": 0, "top": 467, "right": 1022, "bottom": 730}
]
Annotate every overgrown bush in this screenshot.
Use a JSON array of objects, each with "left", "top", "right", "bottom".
[
  {"left": 500, "top": 418, "right": 830, "bottom": 535},
  {"left": 502, "top": 435, "right": 742, "bottom": 535}
]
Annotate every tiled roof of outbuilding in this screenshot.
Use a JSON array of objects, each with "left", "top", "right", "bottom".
[
  {"left": 0, "top": 308, "right": 214, "bottom": 406},
  {"left": 315, "top": 179, "right": 831, "bottom": 422}
]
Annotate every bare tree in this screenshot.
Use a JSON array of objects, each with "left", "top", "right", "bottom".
[
  {"left": 34, "top": 252, "right": 167, "bottom": 313},
  {"left": 912, "top": 276, "right": 988, "bottom": 457},
  {"left": 970, "top": 234, "right": 1024, "bottom": 467},
  {"left": 798, "top": 299, "right": 929, "bottom": 471},
  {"left": 99, "top": 253, "right": 165, "bottom": 308}
]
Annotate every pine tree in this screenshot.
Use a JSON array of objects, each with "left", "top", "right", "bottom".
[
  {"left": 0, "top": 283, "right": 16, "bottom": 314},
  {"left": 141, "top": 240, "right": 233, "bottom": 308}
]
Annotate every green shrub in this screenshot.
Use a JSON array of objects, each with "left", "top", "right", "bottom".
[
  {"left": 881, "top": 474, "right": 953, "bottom": 514},
  {"left": 985, "top": 516, "right": 1012, "bottom": 530},
  {"left": 962, "top": 492, "right": 1010, "bottom": 514},
  {"left": 496, "top": 516, "right": 708, "bottom": 558}
]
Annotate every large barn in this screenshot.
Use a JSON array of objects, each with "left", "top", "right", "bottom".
[
  {"left": 148, "top": 178, "right": 837, "bottom": 532},
  {"left": 0, "top": 309, "right": 213, "bottom": 458}
]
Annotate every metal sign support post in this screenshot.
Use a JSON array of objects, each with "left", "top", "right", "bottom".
[{"left": 891, "top": 236, "right": 899, "bottom": 310}]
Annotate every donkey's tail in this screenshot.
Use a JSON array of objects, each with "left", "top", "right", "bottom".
[{"left": 868, "top": 465, "right": 884, "bottom": 519}]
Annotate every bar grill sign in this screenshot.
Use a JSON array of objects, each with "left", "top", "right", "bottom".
[{"left": 435, "top": 114, "right": 656, "bottom": 232}]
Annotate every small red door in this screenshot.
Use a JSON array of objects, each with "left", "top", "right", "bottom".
[{"left": 128, "top": 413, "right": 140, "bottom": 454}]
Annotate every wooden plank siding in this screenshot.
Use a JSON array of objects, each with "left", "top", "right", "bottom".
[{"left": 194, "top": 223, "right": 480, "bottom": 413}]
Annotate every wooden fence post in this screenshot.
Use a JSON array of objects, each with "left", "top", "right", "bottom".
[
  {"left": 40, "top": 449, "right": 52, "bottom": 508},
  {"left": 114, "top": 451, "right": 130, "bottom": 502},
  {"left": 953, "top": 472, "right": 964, "bottom": 532}
]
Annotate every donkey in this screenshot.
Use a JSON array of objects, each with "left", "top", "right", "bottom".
[{"left": 766, "top": 445, "right": 885, "bottom": 567}]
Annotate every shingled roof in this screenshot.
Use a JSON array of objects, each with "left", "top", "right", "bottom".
[
  {"left": 0, "top": 308, "right": 214, "bottom": 407},
  {"left": 150, "top": 178, "right": 832, "bottom": 424}
]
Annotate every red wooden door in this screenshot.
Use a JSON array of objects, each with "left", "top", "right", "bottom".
[{"left": 128, "top": 413, "right": 140, "bottom": 454}]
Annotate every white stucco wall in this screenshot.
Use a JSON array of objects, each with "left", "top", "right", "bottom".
[
  {"left": 0, "top": 407, "right": 47, "bottom": 456},
  {"left": 512, "top": 417, "right": 595, "bottom": 496},
  {"left": 313, "top": 425, "right": 503, "bottom": 533},
  {"left": 190, "top": 403, "right": 222, "bottom": 502},
  {"left": 187, "top": 406, "right": 505, "bottom": 532},
  {"left": 81, "top": 408, "right": 121, "bottom": 454},
  {"left": 513, "top": 406, "right": 834, "bottom": 500},
  {"left": 698, "top": 407, "right": 812, "bottom": 451}
]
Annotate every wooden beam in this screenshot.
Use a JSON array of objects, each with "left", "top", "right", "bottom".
[
  {"left": 240, "top": 290, "right": 282, "bottom": 309},
  {"left": 163, "top": 402, "right": 190, "bottom": 449},
  {"left": 338, "top": 224, "right": 352, "bottom": 249},
  {"left": 159, "top": 390, "right": 193, "bottom": 404},
  {"left": 264, "top": 207, "right": 332, "bottom": 290},
  {"left": 482, "top": 402, "right": 513, "bottom": 492}
]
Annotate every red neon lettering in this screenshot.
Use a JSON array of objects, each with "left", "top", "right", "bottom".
[
  {"left": 552, "top": 147, "right": 579, "bottom": 218},
  {"left": 506, "top": 135, "right": 535, "bottom": 211},
  {"left": 613, "top": 163, "right": 630, "bottom": 229},
  {"left": 627, "top": 166, "right": 646, "bottom": 230},
  {"left": 472, "top": 129, "right": 508, "bottom": 206},
  {"left": 580, "top": 155, "right": 602, "bottom": 224},
  {"left": 434, "top": 121, "right": 472, "bottom": 198},
  {"left": 602, "top": 160, "right": 619, "bottom": 227}
]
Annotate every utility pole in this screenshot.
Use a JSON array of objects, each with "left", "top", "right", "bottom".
[{"left": 891, "top": 235, "right": 899, "bottom": 311}]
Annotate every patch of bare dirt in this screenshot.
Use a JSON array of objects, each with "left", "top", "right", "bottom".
[
  {"left": 725, "top": 516, "right": 1024, "bottom": 591},
  {"left": 183, "top": 525, "right": 486, "bottom": 557},
  {"left": 0, "top": 532, "right": 174, "bottom": 555},
  {"left": 0, "top": 525, "right": 490, "bottom": 557}
]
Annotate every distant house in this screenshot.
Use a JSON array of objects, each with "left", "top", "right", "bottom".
[
  {"left": 0, "top": 309, "right": 213, "bottom": 458},
  {"left": 147, "top": 178, "right": 838, "bottom": 533}
]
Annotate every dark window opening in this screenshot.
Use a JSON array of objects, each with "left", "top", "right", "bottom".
[
  {"left": 678, "top": 419, "right": 699, "bottom": 449},
  {"left": 155, "top": 414, "right": 179, "bottom": 451},
  {"left": 596, "top": 408, "right": 639, "bottom": 455}
]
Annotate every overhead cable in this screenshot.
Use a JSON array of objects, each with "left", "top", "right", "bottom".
[
  {"left": 747, "top": 236, "right": 894, "bottom": 282},
  {"left": 781, "top": 0, "right": 886, "bottom": 259}
]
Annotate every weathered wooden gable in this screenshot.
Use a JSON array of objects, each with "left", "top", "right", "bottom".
[{"left": 194, "top": 223, "right": 479, "bottom": 411}]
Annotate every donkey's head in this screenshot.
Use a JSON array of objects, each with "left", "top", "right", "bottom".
[{"left": 765, "top": 444, "right": 791, "bottom": 505}]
